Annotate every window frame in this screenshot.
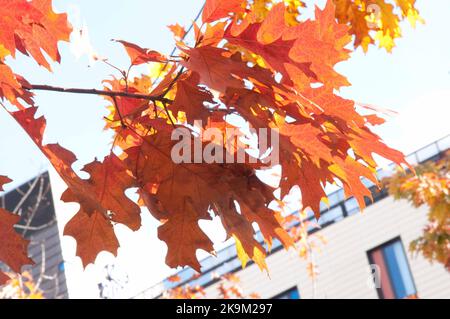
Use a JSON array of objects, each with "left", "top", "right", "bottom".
[{"left": 367, "top": 236, "right": 417, "bottom": 299}]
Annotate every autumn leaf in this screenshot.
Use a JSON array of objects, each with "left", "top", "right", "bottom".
[
  {"left": 0, "top": 208, "right": 33, "bottom": 274},
  {"left": 387, "top": 152, "right": 450, "bottom": 270},
  {"left": 167, "top": 274, "right": 181, "bottom": 283},
  {"left": 256, "top": 2, "right": 288, "bottom": 44},
  {"left": 333, "top": 0, "right": 423, "bottom": 52},
  {"left": 115, "top": 40, "right": 167, "bottom": 65},
  {"left": 123, "top": 130, "right": 291, "bottom": 271},
  {"left": 284, "top": 1, "right": 352, "bottom": 89},
  {"left": 329, "top": 156, "right": 378, "bottom": 209},
  {"left": 225, "top": 15, "right": 316, "bottom": 87},
  {"left": 226, "top": 1, "right": 351, "bottom": 89},
  {"left": 0, "top": 0, "right": 417, "bottom": 273},
  {"left": 0, "top": 0, "right": 71, "bottom": 109},
  {"left": 0, "top": 64, "right": 34, "bottom": 109},
  {"left": 0, "top": 176, "right": 33, "bottom": 276},
  {"left": 168, "top": 24, "right": 186, "bottom": 40},
  {"left": 64, "top": 211, "right": 119, "bottom": 268},
  {"left": 61, "top": 155, "right": 142, "bottom": 230},
  {"left": 278, "top": 122, "right": 334, "bottom": 166},
  {"left": 0, "top": 175, "right": 12, "bottom": 191},
  {"left": 12, "top": 107, "right": 141, "bottom": 266},
  {"left": 181, "top": 46, "right": 247, "bottom": 93},
  {"left": 170, "top": 72, "right": 215, "bottom": 125},
  {"left": 348, "top": 126, "right": 413, "bottom": 170},
  {"left": 365, "top": 114, "right": 386, "bottom": 126},
  {"left": 202, "top": 0, "right": 246, "bottom": 23},
  {"left": 0, "top": 272, "right": 9, "bottom": 286},
  {"left": 0, "top": 0, "right": 71, "bottom": 70},
  {"left": 281, "top": 157, "right": 331, "bottom": 217},
  {"left": 181, "top": 45, "right": 276, "bottom": 93}
]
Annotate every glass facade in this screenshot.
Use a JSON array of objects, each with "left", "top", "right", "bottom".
[{"left": 368, "top": 238, "right": 416, "bottom": 299}]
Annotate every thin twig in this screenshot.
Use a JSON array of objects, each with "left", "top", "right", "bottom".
[
  {"left": 102, "top": 60, "right": 126, "bottom": 78},
  {"left": 155, "top": 2, "right": 205, "bottom": 81},
  {"left": 111, "top": 96, "right": 126, "bottom": 128},
  {"left": 163, "top": 102, "right": 175, "bottom": 127},
  {"left": 25, "top": 84, "right": 172, "bottom": 104}
]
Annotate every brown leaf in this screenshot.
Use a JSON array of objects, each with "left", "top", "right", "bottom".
[
  {"left": 12, "top": 107, "right": 140, "bottom": 266},
  {"left": 170, "top": 72, "right": 215, "bottom": 125},
  {"left": 0, "top": 271, "right": 9, "bottom": 286},
  {"left": 123, "top": 130, "right": 290, "bottom": 271},
  {"left": 64, "top": 211, "right": 119, "bottom": 267},
  {"left": 0, "top": 175, "right": 12, "bottom": 191},
  {"left": 0, "top": 208, "right": 33, "bottom": 273}
]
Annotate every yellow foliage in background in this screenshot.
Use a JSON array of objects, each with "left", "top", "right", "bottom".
[
  {"left": 240, "top": 0, "right": 423, "bottom": 52},
  {"left": 0, "top": 272, "right": 44, "bottom": 299},
  {"left": 333, "top": 0, "right": 423, "bottom": 52},
  {"left": 388, "top": 151, "right": 450, "bottom": 271}
]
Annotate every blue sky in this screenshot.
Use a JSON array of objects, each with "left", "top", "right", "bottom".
[{"left": 0, "top": 0, "right": 449, "bottom": 297}]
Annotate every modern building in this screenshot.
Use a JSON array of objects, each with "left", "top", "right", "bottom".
[
  {"left": 0, "top": 172, "right": 68, "bottom": 299},
  {"left": 134, "top": 135, "right": 450, "bottom": 299}
]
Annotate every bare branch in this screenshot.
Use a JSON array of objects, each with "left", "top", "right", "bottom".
[{"left": 25, "top": 84, "right": 173, "bottom": 104}]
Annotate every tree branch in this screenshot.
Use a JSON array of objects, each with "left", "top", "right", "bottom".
[{"left": 25, "top": 84, "right": 173, "bottom": 104}]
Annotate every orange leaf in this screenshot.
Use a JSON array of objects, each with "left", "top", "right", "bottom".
[
  {"left": 0, "top": 0, "right": 71, "bottom": 70},
  {"left": 202, "top": 0, "right": 246, "bottom": 23},
  {"left": 329, "top": 156, "right": 378, "bottom": 209},
  {"left": 225, "top": 1, "right": 351, "bottom": 89},
  {"left": 181, "top": 46, "right": 275, "bottom": 93},
  {"left": 0, "top": 63, "right": 34, "bottom": 109},
  {"left": 256, "top": 2, "right": 287, "bottom": 45},
  {"left": 115, "top": 40, "right": 167, "bottom": 65},
  {"left": 168, "top": 24, "right": 186, "bottom": 40}
]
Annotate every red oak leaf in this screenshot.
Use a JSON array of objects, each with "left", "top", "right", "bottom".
[
  {"left": 0, "top": 208, "right": 33, "bottom": 273},
  {"left": 116, "top": 40, "right": 167, "bottom": 65},
  {"left": 202, "top": 0, "right": 246, "bottom": 23}
]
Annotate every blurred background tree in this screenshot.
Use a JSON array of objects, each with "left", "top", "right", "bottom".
[{"left": 387, "top": 151, "right": 449, "bottom": 271}]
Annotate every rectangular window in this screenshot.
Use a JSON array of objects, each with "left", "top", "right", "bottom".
[
  {"left": 273, "top": 287, "right": 300, "bottom": 299},
  {"left": 345, "top": 197, "right": 360, "bottom": 216},
  {"left": 367, "top": 238, "right": 416, "bottom": 299}
]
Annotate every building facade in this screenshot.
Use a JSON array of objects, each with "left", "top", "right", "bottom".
[
  {"left": 0, "top": 172, "right": 68, "bottom": 298},
  {"left": 135, "top": 135, "right": 450, "bottom": 299}
]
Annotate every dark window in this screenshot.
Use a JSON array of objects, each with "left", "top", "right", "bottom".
[
  {"left": 273, "top": 287, "right": 299, "bottom": 299},
  {"left": 345, "top": 197, "right": 360, "bottom": 216},
  {"left": 367, "top": 238, "right": 416, "bottom": 299}
]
